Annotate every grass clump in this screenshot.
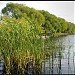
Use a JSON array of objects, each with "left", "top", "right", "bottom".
[{"left": 0, "top": 16, "right": 45, "bottom": 74}]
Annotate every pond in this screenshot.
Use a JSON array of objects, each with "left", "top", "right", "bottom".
[
  {"left": 42, "top": 35, "right": 75, "bottom": 74},
  {"left": 0, "top": 35, "right": 75, "bottom": 74}
]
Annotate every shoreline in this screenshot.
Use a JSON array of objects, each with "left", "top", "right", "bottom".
[
  {"left": 53, "top": 33, "right": 69, "bottom": 37},
  {"left": 41, "top": 33, "right": 69, "bottom": 39}
]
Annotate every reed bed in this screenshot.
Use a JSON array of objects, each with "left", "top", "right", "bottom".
[{"left": 0, "top": 17, "right": 45, "bottom": 74}]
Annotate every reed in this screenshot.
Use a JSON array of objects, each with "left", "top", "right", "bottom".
[{"left": 0, "top": 17, "right": 45, "bottom": 74}]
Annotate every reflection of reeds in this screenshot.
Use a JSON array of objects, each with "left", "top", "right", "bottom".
[{"left": 45, "top": 37, "right": 66, "bottom": 74}]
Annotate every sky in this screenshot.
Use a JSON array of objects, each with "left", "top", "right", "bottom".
[{"left": 0, "top": 1, "right": 75, "bottom": 24}]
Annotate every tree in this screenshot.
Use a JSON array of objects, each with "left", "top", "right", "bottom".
[{"left": 2, "top": 2, "right": 44, "bottom": 29}]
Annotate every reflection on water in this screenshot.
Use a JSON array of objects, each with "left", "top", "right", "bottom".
[
  {"left": 42, "top": 35, "right": 75, "bottom": 74},
  {"left": 0, "top": 60, "right": 4, "bottom": 74}
]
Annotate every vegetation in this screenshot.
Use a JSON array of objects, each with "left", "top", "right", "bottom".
[
  {"left": 0, "top": 16, "right": 45, "bottom": 74},
  {"left": 2, "top": 3, "right": 75, "bottom": 35},
  {"left": 0, "top": 2, "right": 75, "bottom": 74},
  {"left": 39, "top": 10, "right": 75, "bottom": 34}
]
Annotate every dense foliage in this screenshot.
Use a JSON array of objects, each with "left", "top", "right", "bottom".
[
  {"left": 0, "top": 16, "right": 45, "bottom": 74},
  {"left": 39, "top": 10, "right": 75, "bottom": 34},
  {"left": 2, "top": 3, "right": 75, "bottom": 35}
]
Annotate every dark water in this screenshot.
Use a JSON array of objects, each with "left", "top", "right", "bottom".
[
  {"left": 42, "top": 35, "right": 75, "bottom": 74},
  {"left": 0, "top": 35, "right": 75, "bottom": 74},
  {"left": 0, "top": 60, "right": 4, "bottom": 74}
]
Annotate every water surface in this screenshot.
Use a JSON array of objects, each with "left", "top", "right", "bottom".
[{"left": 42, "top": 35, "right": 75, "bottom": 74}]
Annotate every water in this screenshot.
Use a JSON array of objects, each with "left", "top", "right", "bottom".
[
  {"left": 42, "top": 35, "right": 75, "bottom": 74},
  {"left": 0, "top": 60, "right": 4, "bottom": 74}
]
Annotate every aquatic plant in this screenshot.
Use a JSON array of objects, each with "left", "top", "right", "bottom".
[{"left": 0, "top": 16, "right": 45, "bottom": 74}]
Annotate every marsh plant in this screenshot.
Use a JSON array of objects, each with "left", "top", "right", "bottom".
[{"left": 0, "top": 16, "right": 45, "bottom": 74}]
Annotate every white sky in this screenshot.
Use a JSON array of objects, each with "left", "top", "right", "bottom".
[{"left": 0, "top": 1, "right": 75, "bottom": 24}]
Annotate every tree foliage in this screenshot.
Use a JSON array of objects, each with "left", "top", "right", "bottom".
[
  {"left": 2, "top": 3, "right": 75, "bottom": 34},
  {"left": 39, "top": 10, "right": 75, "bottom": 34}
]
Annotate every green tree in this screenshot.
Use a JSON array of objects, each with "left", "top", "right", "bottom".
[{"left": 2, "top": 2, "right": 44, "bottom": 29}]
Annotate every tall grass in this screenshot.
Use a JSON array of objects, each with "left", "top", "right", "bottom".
[{"left": 0, "top": 16, "right": 45, "bottom": 74}]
